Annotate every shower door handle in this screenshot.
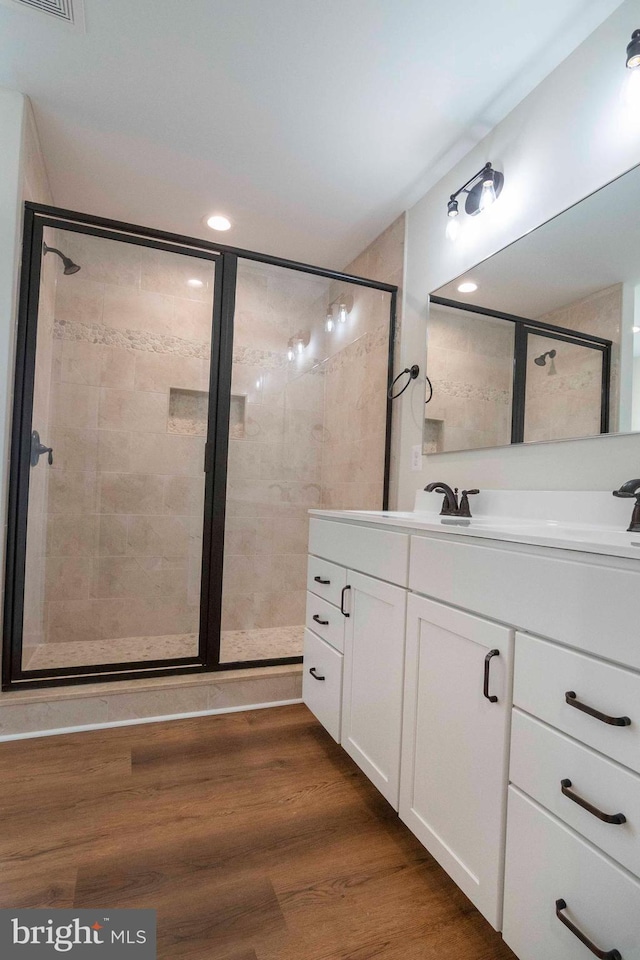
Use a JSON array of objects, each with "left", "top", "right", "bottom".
[{"left": 30, "top": 431, "right": 53, "bottom": 467}]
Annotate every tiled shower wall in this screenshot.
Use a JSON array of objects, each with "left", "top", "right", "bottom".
[
  {"left": 222, "top": 261, "right": 330, "bottom": 635},
  {"left": 424, "top": 305, "right": 514, "bottom": 453},
  {"left": 531, "top": 284, "right": 622, "bottom": 440},
  {"left": 41, "top": 234, "right": 213, "bottom": 647},
  {"left": 320, "top": 215, "right": 405, "bottom": 509}
]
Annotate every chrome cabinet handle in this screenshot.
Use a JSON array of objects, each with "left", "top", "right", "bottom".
[
  {"left": 309, "top": 667, "right": 325, "bottom": 681},
  {"left": 312, "top": 614, "right": 329, "bottom": 626},
  {"left": 565, "top": 691, "right": 631, "bottom": 727},
  {"left": 560, "top": 779, "right": 626, "bottom": 825},
  {"left": 555, "top": 900, "right": 621, "bottom": 959},
  {"left": 341, "top": 585, "right": 351, "bottom": 617},
  {"left": 483, "top": 649, "right": 500, "bottom": 702},
  {"left": 314, "top": 575, "right": 330, "bottom": 585}
]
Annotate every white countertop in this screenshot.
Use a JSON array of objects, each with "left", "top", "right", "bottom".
[{"left": 309, "top": 490, "right": 640, "bottom": 561}]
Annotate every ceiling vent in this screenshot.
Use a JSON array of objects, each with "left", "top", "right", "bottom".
[{"left": 6, "top": 0, "right": 84, "bottom": 27}]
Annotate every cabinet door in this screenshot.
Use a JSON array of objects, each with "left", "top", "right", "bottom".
[
  {"left": 341, "top": 570, "right": 407, "bottom": 809},
  {"left": 399, "top": 594, "right": 513, "bottom": 930}
]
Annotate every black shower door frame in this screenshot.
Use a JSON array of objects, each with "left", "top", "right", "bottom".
[
  {"left": 3, "top": 204, "right": 398, "bottom": 690},
  {"left": 429, "top": 296, "right": 612, "bottom": 444}
]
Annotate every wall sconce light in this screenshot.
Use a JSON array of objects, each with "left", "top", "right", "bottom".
[
  {"left": 287, "top": 331, "right": 310, "bottom": 361},
  {"left": 445, "top": 162, "right": 504, "bottom": 240},
  {"left": 626, "top": 29, "right": 640, "bottom": 68},
  {"left": 325, "top": 310, "right": 334, "bottom": 333}
]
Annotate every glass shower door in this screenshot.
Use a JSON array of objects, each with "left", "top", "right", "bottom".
[{"left": 7, "top": 214, "right": 220, "bottom": 684}]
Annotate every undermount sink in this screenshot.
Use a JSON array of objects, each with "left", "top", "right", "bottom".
[{"left": 311, "top": 490, "right": 640, "bottom": 561}]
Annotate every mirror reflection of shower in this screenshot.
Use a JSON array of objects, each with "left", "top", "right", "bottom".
[
  {"left": 42, "top": 242, "right": 81, "bottom": 275},
  {"left": 534, "top": 348, "right": 557, "bottom": 375}
]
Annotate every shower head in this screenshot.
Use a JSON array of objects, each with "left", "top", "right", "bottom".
[
  {"left": 43, "top": 242, "right": 81, "bottom": 276},
  {"left": 534, "top": 349, "right": 556, "bottom": 366}
]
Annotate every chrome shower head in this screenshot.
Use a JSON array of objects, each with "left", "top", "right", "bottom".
[{"left": 43, "top": 242, "right": 81, "bottom": 275}]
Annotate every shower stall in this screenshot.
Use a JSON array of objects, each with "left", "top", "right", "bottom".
[{"left": 3, "top": 205, "right": 396, "bottom": 689}]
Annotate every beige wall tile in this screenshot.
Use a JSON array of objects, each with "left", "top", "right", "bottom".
[
  {"left": 45, "top": 556, "right": 92, "bottom": 601},
  {"left": 60, "top": 340, "right": 102, "bottom": 386},
  {"left": 97, "top": 431, "right": 132, "bottom": 473},
  {"left": 49, "top": 428, "right": 98, "bottom": 473},
  {"left": 98, "top": 516, "right": 128, "bottom": 556},
  {"left": 99, "top": 474, "right": 165, "bottom": 515},
  {"left": 54, "top": 277, "right": 104, "bottom": 325},
  {"left": 46, "top": 516, "right": 97, "bottom": 557},
  {"left": 46, "top": 599, "right": 103, "bottom": 644},
  {"left": 0, "top": 698, "right": 110, "bottom": 736},
  {"left": 100, "top": 346, "right": 136, "bottom": 389},
  {"left": 126, "top": 515, "right": 190, "bottom": 558},
  {"left": 163, "top": 476, "right": 205, "bottom": 517},
  {"left": 52, "top": 382, "right": 99, "bottom": 429},
  {"left": 47, "top": 471, "right": 97, "bottom": 516},
  {"left": 129, "top": 433, "right": 205, "bottom": 478},
  {"left": 102, "top": 285, "right": 175, "bottom": 336},
  {"left": 134, "top": 353, "right": 207, "bottom": 393},
  {"left": 98, "top": 389, "right": 168, "bottom": 434}
]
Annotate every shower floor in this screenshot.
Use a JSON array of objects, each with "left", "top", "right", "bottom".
[{"left": 24, "top": 625, "right": 304, "bottom": 671}]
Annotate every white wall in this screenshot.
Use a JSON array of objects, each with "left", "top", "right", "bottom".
[
  {"left": 0, "top": 88, "right": 26, "bottom": 586},
  {"left": 398, "top": 0, "right": 640, "bottom": 507}
]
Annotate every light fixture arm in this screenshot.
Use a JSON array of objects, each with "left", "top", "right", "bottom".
[{"left": 449, "top": 162, "right": 495, "bottom": 204}]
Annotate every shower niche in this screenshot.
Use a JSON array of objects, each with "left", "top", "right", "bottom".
[{"left": 3, "top": 204, "right": 396, "bottom": 689}]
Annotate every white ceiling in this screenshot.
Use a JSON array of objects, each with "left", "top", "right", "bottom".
[{"left": 0, "top": 0, "right": 624, "bottom": 269}]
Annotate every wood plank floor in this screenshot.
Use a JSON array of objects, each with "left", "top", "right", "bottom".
[{"left": 0, "top": 704, "right": 516, "bottom": 960}]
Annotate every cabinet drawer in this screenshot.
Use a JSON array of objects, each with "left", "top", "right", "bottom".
[
  {"left": 302, "top": 629, "right": 343, "bottom": 742},
  {"left": 307, "top": 556, "right": 347, "bottom": 607},
  {"left": 409, "top": 533, "right": 640, "bottom": 670},
  {"left": 503, "top": 787, "right": 640, "bottom": 960},
  {"left": 511, "top": 710, "right": 640, "bottom": 877},
  {"left": 309, "top": 518, "right": 409, "bottom": 586},
  {"left": 305, "top": 592, "right": 344, "bottom": 653},
  {"left": 514, "top": 633, "right": 640, "bottom": 775}
]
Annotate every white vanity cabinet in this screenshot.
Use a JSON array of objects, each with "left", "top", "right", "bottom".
[
  {"left": 400, "top": 594, "right": 513, "bottom": 930},
  {"left": 304, "top": 518, "right": 410, "bottom": 809},
  {"left": 304, "top": 507, "right": 640, "bottom": 960}
]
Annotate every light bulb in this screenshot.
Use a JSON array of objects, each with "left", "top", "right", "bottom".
[
  {"left": 479, "top": 179, "right": 497, "bottom": 211},
  {"left": 339, "top": 302, "right": 348, "bottom": 323},
  {"left": 445, "top": 217, "right": 460, "bottom": 242},
  {"left": 325, "top": 312, "right": 334, "bottom": 333},
  {"left": 206, "top": 215, "right": 232, "bottom": 231},
  {"left": 457, "top": 281, "right": 478, "bottom": 294},
  {"left": 622, "top": 64, "right": 640, "bottom": 111},
  {"left": 287, "top": 347, "right": 294, "bottom": 362}
]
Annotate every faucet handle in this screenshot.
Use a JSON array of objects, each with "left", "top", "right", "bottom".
[{"left": 458, "top": 489, "right": 479, "bottom": 519}]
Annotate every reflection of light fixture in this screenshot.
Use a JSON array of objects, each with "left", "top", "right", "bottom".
[
  {"left": 626, "top": 29, "right": 640, "bottom": 69},
  {"left": 445, "top": 162, "right": 504, "bottom": 237},
  {"left": 326, "top": 294, "right": 352, "bottom": 326},
  {"left": 287, "top": 331, "right": 309, "bottom": 361},
  {"left": 187, "top": 278, "right": 204, "bottom": 288},
  {"left": 457, "top": 281, "right": 478, "bottom": 294},
  {"left": 206, "top": 214, "right": 232, "bottom": 231},
  {"left": 633, "top": 326, "right": 640, "bottom": 333}
]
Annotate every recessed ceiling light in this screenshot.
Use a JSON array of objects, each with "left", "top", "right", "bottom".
[
  {"left": 457, "top": 281, "right": 478, "bottom": 293},
  {"left": 187, "top": 278, "right": 204, "bottom": 288},
  {"left": 206, "top": 214, "right": 232, "bottom": 231}
]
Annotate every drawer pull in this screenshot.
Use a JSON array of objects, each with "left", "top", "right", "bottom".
[
  {"left": 341, "top": 585, "right": 351, "bottom": 618},
  {"left": 312, "top": 614, "right": 329, "bottom": 626},
  {"left": 309, "top": 667, "right": 325, "bottom": 681},
  {"left": 314, "top": 575, "right": 331, "bottom": 585},
  {"left": 483, "top": 649, "right": 500, "bottom": 703},
  {"left": 555, "top": 899, "right": 621, "bottom": 959},
  {"left": 560, "top": 779, "right": 627, "bottom": 825},
  {"left": 565, "top": 691, "right": 631, "bottom": 727}
]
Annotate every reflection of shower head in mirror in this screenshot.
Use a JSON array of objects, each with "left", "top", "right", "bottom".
[{"left": 534, "top": 348, "right": 556, "bottom": 367}]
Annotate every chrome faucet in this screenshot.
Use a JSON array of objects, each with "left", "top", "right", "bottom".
[
  {"left": 424, "top": 482, "right": 479, "bottom": 518},
  {"left": 612, "top": 478, "right": 640, "bottom": 532}
]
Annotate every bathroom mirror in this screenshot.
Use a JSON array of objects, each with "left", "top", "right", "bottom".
[{"left": 424, "top": 160, "right": 640, "bottom": 454}]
